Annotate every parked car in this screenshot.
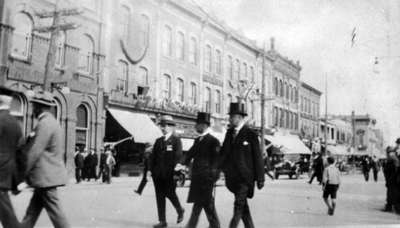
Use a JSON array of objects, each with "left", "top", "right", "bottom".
[{"left": 274, "top": 160, "right": 300, "bottom": 179}]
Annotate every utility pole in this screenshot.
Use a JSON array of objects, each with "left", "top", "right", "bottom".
[
  {"left": 260, "top": 42, "right": 266, "bottom": 156},
  {"left": 34, "top": 0, "right": 81, "bottom": 90},
  {"left": 324, "top": 73, "right": 328, "bottom": 156}
]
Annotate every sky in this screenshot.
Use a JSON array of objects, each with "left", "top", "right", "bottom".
[{"left": 196, "top": 0, "right": 400, "bottom": 144}]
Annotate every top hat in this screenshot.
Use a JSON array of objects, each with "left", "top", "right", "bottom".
[
  {"left": 30, "top": 91, "right": 56, "bottom": 107},
  {"left": 228, "top": 102, "right": 247, "bottom": 116},
  {"left": 396, "top": 138, "right": 400, "bottom": 144},
  {"left": 0, "top": 85, "right": 16, "bottom": 96},
  {"left": 196, "top": 112, "right": 211, "bottom": 125},
  {"left": 159, "top": 115, "right": 176, "bottom": 126}
]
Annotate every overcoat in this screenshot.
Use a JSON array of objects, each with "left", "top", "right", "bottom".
[
  {"left": 150, "top": 134, "right": 182, "bottom": 180},
  {"left": 23, "top": 112, "right": 68, "bottom": 188},
  {"left": 0, "top": 110, "right": 23, "bottom": 190},
  {"left": 181, "top": 133, "right": 220, "bottom": 204},
  {"left": 220, "top": 125, "right": 265, "bottom": 198}
]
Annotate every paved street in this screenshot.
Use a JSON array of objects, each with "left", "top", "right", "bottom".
[{"left": 9, "top": 173, "right": 400, "bottom": 228}]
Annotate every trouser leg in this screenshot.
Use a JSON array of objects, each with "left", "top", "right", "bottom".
[
  {"left": 229, "top": 184, "right": 249, "bottom": 228},
  {"left": 136, "top": 175, "right": 148, "bottom": 194},
  {"left": 75, "top": 168, "right": 81, "bottom": 183},
  {"left": 203, "top": 198, "right": 220, "bottom": 228},
  {"left": 21, "top": 189, "right": 44, "bottom": 228},
  {"left": 0, "top": 190, "right": 20, "bottom": 228},
  {"left": 185, "top": 203, "right": 203, "bottom": 228},
  {"left": 373, "top": 171, "right": 378, "bottom": 182},
  {"left": 165, "top": 181, "right": 183, "bottom": 213},
  {"left": 41, "top": 188, "right": 70, "bottom": 228},
  {"left": 154, "top": 180, "right": 166, "bottom": 222},
  {"left": 241, "top": 199, "right": 254, "bottom": 228}
]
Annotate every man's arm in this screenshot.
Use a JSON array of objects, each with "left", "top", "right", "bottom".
[
  {"left": 250, "top": 130, "right": 265, "bottom": 187},
  {"left": 174, "top": 137, "right": 183, "bottom": 165}
]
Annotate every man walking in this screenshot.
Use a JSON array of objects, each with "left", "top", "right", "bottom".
[
  {"left": 0, "top": 86, "right": 23, "bottom": 228},
  {"left": 309, "top": 153, "right": 323, "bottom": 185},
  {"left": 361, "top": 156, "right": 371, "bottom": 182},
  {"left": 149, "top": 115, "right": 185, "bottom": 228},
  {"left": 176, "top": 112, "right": 221, "bottom": 228},
  {"left": 220, "top": 103, "right": 265, "bottom": 228},
  {"left": 21, "top": 91, "right": 70, "bottom": 228},
  {"left": 383, "top": 146, "right": 400, "bottom": 212},
  {"left": 74, "top": 147, "right": 84, "bottom": 183}
]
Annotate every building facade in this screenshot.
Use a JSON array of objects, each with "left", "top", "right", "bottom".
[
  {"left": 299, "top": 82, "right": 321, "bottom": 139},
  {"left": 0, "top": 0, "right": 106, "bottom": 174}
]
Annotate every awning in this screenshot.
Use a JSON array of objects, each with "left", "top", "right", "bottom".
[
  {"left": 327, "top": 145, "right": 350, "bottom": 156},
  {"left": 264, "top": 134, "right": 311, "bottom": 155},
  {"left": 107, "top": 108, "right": 162, "bottom": 144},
  {"left": 181, "top": 138, "right": 194, "bottom": 151}
]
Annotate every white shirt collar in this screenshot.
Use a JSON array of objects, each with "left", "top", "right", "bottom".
[
  {"left": 164, "top": 132, "right": 173, "bottom": 141},
  {"left": 235, "top": 121, "right": 245, "bottom": 133}
]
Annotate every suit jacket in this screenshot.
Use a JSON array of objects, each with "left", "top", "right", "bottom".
[
  {"left": 220, "top": 125, "right": 265, "bottom": 198},
  {"left": 74, "top": 153, "right": 85, "bottom": 168},
  {"left": 150, "top": 134, "right": 182, "bottom": 180},
  {"left": 23, "top": 112, "right": 68, "bottom": 188},
  {"left": 181, "top": 133, "right": 220, "bottom": 203},
  {"left": 0, "top": 110, "right": 23, "bottom": 190}
]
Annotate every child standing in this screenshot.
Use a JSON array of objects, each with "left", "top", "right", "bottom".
[{"left": 322, "top": 156, "right": 341, "bottom": 215}]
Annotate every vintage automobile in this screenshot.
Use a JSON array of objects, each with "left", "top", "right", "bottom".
[{"left": 274, "top": 159, "right": 301, "bottom": 179}]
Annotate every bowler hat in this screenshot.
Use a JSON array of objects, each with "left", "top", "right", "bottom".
[
  {"left": 30, "top": 91, "right": 56, "bottom": 107},
  {"left": 159, "top": 115, "right": 176, "bottom": 126},
  {"left": 228, "top": 102, "right": 247, "bottom": 116},
  {"left": 0, "top": 85, "right": 16, "bottom": 96},
  {"left": 196, "top": 112, "right": 211, "bottom": 125}
]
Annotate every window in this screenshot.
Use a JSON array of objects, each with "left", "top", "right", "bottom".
[
  {"left": 162, "top": 74, "right": 171, "bottom": 99},
  {"left": 227, "top": 55, "right": 233, "bottom": 80},
  {"left": 78, "top": 35, "right": 94, "bottom": 74},
  {"left": 190, "top": 82, "right": 197, "bottom": 105},
  {"left": 204, "top": 44, "right": 212, "bottom": 73},
  {"left": 250, "top": 66, "right": 255, "bottom": 82},
  {"left": 189, "top": 37, "right": 197, "bottom": 64},
  {"left": 295, "top": 88, "right": 298, "bottom": 103},
  {"left": 76, "top": 104, "right": 90, "bottom": 149},
  {"left": 285, "top": 110, "right": 289, "bottom": 128},
  {"left": 55, "top": 31, "right": 66, "bottom": 67},
  {"left": 285, "top": 82, "right": 289, "bottom": 99},
  {"left": 243, "top": 62, "right": 247, "bottom": 79},
  {"left": 116, "top": 60, "right": 128, "bottom": 92},
  {"left": 10, "top": 95, "right": 26, "bottom": 135},
  {"left": 215, "top": 90, "right": 221, "bottom": 113},
  {"left": 205, "top": 87, "right": 211, "bottom": 112},
  {"left": 279, "top": 108, "right": 284, "bottom": 127},
  {"left": 273, "top": 106, "right": 278, "bottom": 126},
  {"left": 177, "top": 78, "right": 184, "bottom": 102},
  {"left": 11, "top": 13, "right": 32, "bottom": 59},
  {"left": 295, "top": 114, "right": 298, "bottom": 130},
  {"left": 235, "top": 59, "right": 240, "bottom": 80},
  {"left": 274, "top": 78, "right": 278, "bottom": 95},
  {"left": 120, "top": 6, "right": 130, "bottom": 42},
  {"left": 176, "top": 31, "right": 184, "bottom": 61},
  {"left": 227, "top": 94, "right": 232, "bottom": 112},
  {"left": 279, "top": 80, "right": 283, "bottom": 97},
  {"left": 163, "top": 26, "right": 172, "bottom": 56},
  {"left": 250, "top": 100, "right": 255, "bottom": 119},
  {"left": 140, "top": 14, "right": 150, "bottom": 47},
  {"left": 215, "top": 49, "right": 222, "bottom": 75},
  {"left": 289, "top": 85, "right": 293, "bottom": 102},
  {"left": 138, "top": 66, "right": 148, "bottom": 85}
]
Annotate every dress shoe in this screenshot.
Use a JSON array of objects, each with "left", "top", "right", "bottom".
[
  {"left": 153, "top": 221, "right": 167, "bottom": 228},
  {"left": 177, "top": 208, "right": 185, "bottom": 223},
  {"left": 134, "top": 189, "right": 141, "bottom": 195}
]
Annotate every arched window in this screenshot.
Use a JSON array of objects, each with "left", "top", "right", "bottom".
[
  {"left": 227, "top": 55, "right": 233, "bottom": 80},
  {"left": 177, "top": 78, "right": 184, "bottom": 102},
  {"left": 289, "top": 85, "right": 293, "bottom": 102},
  {"left": 78, "top": 35, "right": 94, "bottom": 73},
  {"left": 273, "top": 78, "right": 278, "bottom": 95},
  {"left": 285, "top": 82, "right": 289, "bottom": 99},
  {"left": 10, "top": 95, "right": 26, "bottom": 135},
  {"left": 204, "top": 44, "right": 212, "bottom": 73},
  {"left": 140, "top": 14, "right": 150, "bottom": 47},
  {"left": 11, "top": 12, "right": 32, "bottom": 59},
  {"left": 215, "top": 49, "right": 222, "bottom": 75},
  {"left": 235, "top": 59, "right": 240, "bottom": 80},
  {"left": 55, "top": 31, "right": 66, "bottom": 67},
  {"left": 273, "top": 106, "right": 278, "bottom": 126},
  {"left": 189, "top": 37, "right": 197, "bottom": 65},
  {"left": 250, "top": 66, "right": 255, "bottom": 82},
  {"left": 120, "top": 5, "right": 130, "bottom": 43},
  {"left": 116, "top": 60, "right": 128, "bottom": 92},
  {"left": 279, "top": 108, "right": 284, "bottom": 127},
  {"left": 243, "top": 62, "right": 247, "bottom": 79},
  {"left": 190, "top": 82, "right": 197, "bottom": 105},
  {"left": 250, "top": 100, "right": 255, "bottom": 119},
  {"left": 279, "top": 80, "right": 283, "bottom": 97},
  {"left": 50, "top": 98, "right": 62, "bottom": 124},
  {"left": 205, "top": 87, "right": 211, "bottom": 112},
  {"left": 162, "top": 74, "right": 171, "bottom": 99},
  {"left": 138, "top": 66, "right": 148, "bottom": 85},
  {"left": 285, "top": 110, "right": 289, "bottom": 128},
  {"left": 176, "top": 31, "right": 184, "bottom": 61},
  {"left": 76, "top": 104, "right": 90, "bottom": 149},
  {"left": 163, "top": 25, "right": 172, "bottom": 56},
  {"left": 215, "top": 90, "right": 221, "bottom": 113}
]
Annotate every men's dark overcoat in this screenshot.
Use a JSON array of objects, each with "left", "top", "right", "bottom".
[
  {"left": 220, "top": 125, "right": 265, "bottom": 198},
  {"left": 0, "top": 110, "right": 23, "bottom": 190},
  {"left": 181, "top": 133, "right": 220, "bottom": 204},
  {"left": 150, "top": 134, "right": 182, "bottom": 180},
  {"left": 74, "top": 153, "right": 84, "bottom": 169}
]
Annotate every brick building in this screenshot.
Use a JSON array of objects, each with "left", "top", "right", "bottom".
[
  {"left": 299, "top": 82, "right": 321, "bottom": 139},
  {"left": 0, "top": 0, "right": 106, "bottom": 174}
]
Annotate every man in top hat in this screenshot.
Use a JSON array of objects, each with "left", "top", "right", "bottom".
[
  {"left": 0, "top": 86, "right": 24, "bottom": 228},
  {"left": 175, "top": 112, "right": 221, "bottom": 228},
  {"left": 149, "top": 115, "right": 185, "bottom": 228},
  {"left": 220, "top": 102, "right": 265, "bottom": 228},
  {"left": 20, "top": 91, "right": 70, "bottom": 228}
]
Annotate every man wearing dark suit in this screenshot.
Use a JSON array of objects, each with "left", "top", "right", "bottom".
[
  {"left": 149, "top": 115, "right": 185, "bottom": 228},
  {"left": 0, "top": 86, "right": 23, "bottom": 228},
  {"left": 220, "top": 103, "right": 265, "bottom": 228},
  {"left": 74, "top": 148, "right": 84, "bottom": 183},
  {"left": 176, "top": 112, "right": 221, "bottom": 228},
  {"left": 21, "top": 91, "right": 70, "bottom": 228}
]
